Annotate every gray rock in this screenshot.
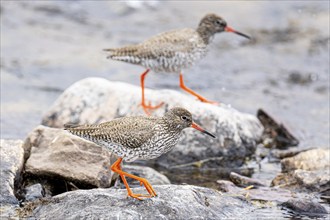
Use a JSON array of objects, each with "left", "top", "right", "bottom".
[
  {"left": 41, "top": 77, "right": 263, "bottom": 168},
  {"left": 320, "top": 188, "right": 330, "bottom": 203},
  {"left": 23, "top": 125, "right": 117, "bottom": 189},
  {"left": 271, "top": 169, "right": 330, "bottom": 192},
  {"left": 272, "top": 148, "right": 330, "bottom": 193},
  {"left": 0, "top": 204, "right": 19, "bottom": 219},
  {"left": 216, "top": 180, "right": 293, "bottom": 203},
  {"left": 271, "top": 147, "right": 315, "bottom": 159},
  {"left": 229, "top": 172, "right": 266, "bottom": 187},
  {"left": 0, "top": 139, "right": 24, "bottom": 219},
  {"left": 293, "top": 169, "right": 330, "bottom": 191},
  {"left": 282, "top": 199, "right": 328, "bottom": 217},
  {"left": 24, "top": 184, "right": 45, "bottom": 202},
  {"left": 0, "top": 139, "right": 24, "bottom": 204},
  {"left": 281, "top": 148, "right": 329, "bottom": 172},
  {"left": 257, "top": 109, "right": 299, "bottom": 148},
  {"left": 24, "top": 185, "right": 254, "bottom": 219},
  {"left": 216, "top": 180, "right": 244, "bottom": 194},
  {"left": 216, "top": 179, "right": 329, "bottom": 217}
]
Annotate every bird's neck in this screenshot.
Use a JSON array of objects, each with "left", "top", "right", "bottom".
[
  {"left": 196, "top": 26, "right": 215, "bottom": 45},
  {"left": 161, "top": 118, "right": 183, "bottom": 134}
]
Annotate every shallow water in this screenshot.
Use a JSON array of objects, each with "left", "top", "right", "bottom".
[
  {"left": 1, "top": 1, "right": 329, "bottom": 145},
  {"left": 1, "top": 1, "right": 329, "bottom": 218}
]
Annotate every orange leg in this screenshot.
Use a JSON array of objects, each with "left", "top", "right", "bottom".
[
  {"left": 111, "top": 158, "right": 157, "bottom": 200},
  {"left": 179, "top": 73, "right": 218, "bottom": 104},
  {"left": 140, "top": 69, "right": 164, "bottom": 115}
]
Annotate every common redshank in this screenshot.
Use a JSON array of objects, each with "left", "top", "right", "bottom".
[
  {"left": 104, "top": 13, "right": 250, "bottom": 114},
  {"left": 64, "top": 107, "right": 215, "bottom": 200}
]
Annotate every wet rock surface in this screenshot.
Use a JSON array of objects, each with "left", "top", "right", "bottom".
[
  {"left": 216, "top": 179, "right": 329, "bottom": 218},
  {"left": 282, "top": 199, "right": 328, "bottom": 218},
  {"left": 216, "top": 150, "right": 330, "bottom": 219},
  {"left": 216, "top": 180, "right": 293, "bottom": 203},
  {"left": 41, "top": 77, "right": 263, "bottom": 170},
  {"left": 22, "top": 185, "right": 253, "bottom": 219},
  {"left": 272, "top": 148, "right": 330, "bottom": 194}
]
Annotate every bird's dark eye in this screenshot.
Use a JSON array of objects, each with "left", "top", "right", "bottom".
[
  {"left": 215, "top": 20, "right": 225, "bottom": 26},
  {"left": 181, "top": 116, "right": 188, "bottom": 121}
]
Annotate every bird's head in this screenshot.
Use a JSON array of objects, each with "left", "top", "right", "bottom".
[
  {"left": 198, "top": 13, "right": 251, "bottom": 39},
  {"left": 199, "top": 14, "right": 227, "bottom": 34},
  {"left": 164, "top": 107, "right": 215, "bottom": 138}
]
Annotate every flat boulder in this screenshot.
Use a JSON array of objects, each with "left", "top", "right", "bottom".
[
  {"left": 22, "top": 185, "right": 253, "bottom": 219},
  {"left": 23, "top": 125, "right": 117, "bottom": 189}
]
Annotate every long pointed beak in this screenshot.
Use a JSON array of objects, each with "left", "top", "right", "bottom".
[
  {"left": 191, "top": 122, "right": 216, "bottom": 138},
  {"left": 225, "top": 26, "right": 251, "bottom": 39}
]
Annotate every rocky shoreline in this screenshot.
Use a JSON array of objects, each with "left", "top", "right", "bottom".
[{"left": 1, "top": 78, "right": 329, "bottom": 219}]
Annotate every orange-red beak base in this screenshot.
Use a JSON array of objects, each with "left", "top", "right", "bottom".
[
  {"left": 225, "top": 26, "right": 251, "bottom": 39},
  {"left": 191, "top": 122, "right": 216, "bottom": 138}
]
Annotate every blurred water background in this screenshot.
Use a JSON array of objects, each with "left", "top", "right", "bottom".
[{"left": 1, "top": 1, "right": 329, "bottom": 148}]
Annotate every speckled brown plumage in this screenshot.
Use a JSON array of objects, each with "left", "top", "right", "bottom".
[
  {"left": 104, "top": 13, "right": 250, "bottom": 73},
  {"left": 65, "top": 107, "right": 215, "bottom": 162},
  {"left": 103, "top": 14, "right": 250, "bottom": 113},
  {"left": 65, "top": 107, "right": 215, "bottom": 200}
]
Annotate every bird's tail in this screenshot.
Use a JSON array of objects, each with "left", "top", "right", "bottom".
[
  {"left": 64, "top": 123, "right": 99, "bottom": 139},
  {"left": 103, "top": 46, "right": 141, "bottom": 64},
  {"left": 64, "top": 123, "right": 80, "bottom": 129}
]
